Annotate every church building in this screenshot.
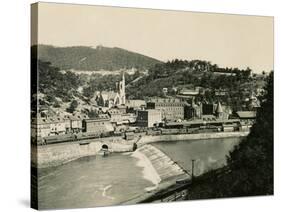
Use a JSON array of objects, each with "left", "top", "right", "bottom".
[{"left": 114, "top": 72, "right": 126, "bottom": 106}]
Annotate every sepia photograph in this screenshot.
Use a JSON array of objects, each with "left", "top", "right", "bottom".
[{"left": 31, "top": 2, "right": 273, "bottom": 210}]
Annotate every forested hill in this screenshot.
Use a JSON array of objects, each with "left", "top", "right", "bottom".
[{"left": 33, "top": 45, "right": 162, "bottom": 71}]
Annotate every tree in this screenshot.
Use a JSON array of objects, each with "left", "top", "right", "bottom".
[
  {"left": 67, "top": 100, "right": 78, "bottom": 113},
  {"left": 227, "top": 71, "right": 273, "bottom": 196},
  {"left": 88, "top": 109, "right": 99, "bottom": 118},
  {"left": 95, "top": 94, "right": 105, "bottom": 106}
]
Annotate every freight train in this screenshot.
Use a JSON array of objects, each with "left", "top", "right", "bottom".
[
  {"left": 145, "top": 126, "right": 222, "bottom": 136},
  {"left": 35, "top": 131, "right": 117, "bottom": 146}
]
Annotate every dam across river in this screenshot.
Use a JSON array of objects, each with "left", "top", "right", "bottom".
[{"left": 36, "top": 136, "right": 241, "bottom": 209}]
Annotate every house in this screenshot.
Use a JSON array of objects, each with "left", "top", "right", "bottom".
[
  {"left": 126, "top": 99, "right": 146, "bottom": 110},
  {"left": 31, "top": 117, "right": 51, "bottom": 139},
  {"left": 67, "top": 114, "right": 88, "bottom": 133},
  {"left": 108, "top": 108, "right": 123, "bottom": 125},
  {"left": 48, "top": 116, "right": 66, "bottom": 135},
  {"left": 236, "top": 111, "right": 256, "bottom": 124}
]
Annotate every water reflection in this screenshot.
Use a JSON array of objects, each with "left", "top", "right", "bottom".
[{"left": 152, "top": 137, "right": 241, "bottom": 176}]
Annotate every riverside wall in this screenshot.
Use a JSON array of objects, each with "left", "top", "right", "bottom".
[
  {"left": 32, "top": 139, "right": 134, "bottom": 168},
  {"left": 137, "top": 131, "right": 249, "bottom": 146}
]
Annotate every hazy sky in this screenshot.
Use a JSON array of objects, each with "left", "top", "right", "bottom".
[{"left": 34, "top": 2, "right": 274, "bottom": 73}]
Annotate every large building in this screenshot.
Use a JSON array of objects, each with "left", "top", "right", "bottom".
[
  {"left": 146, "top": 98, "right": 185, "bottom": 121},
  {"left": 82, "top": 114, "right": 114, "bottom": 134},
  {"left": 136, "top": 109, "right": 162, "bottom": 128}
]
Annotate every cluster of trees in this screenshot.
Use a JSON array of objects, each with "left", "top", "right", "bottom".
[
  {"left": 83, "top": 71, "right": 142, "bottom": 98},
  {"left": 36, "top": 45, "right": 161, "bottom": 71},
  {"left": 66, "top": 100, "right": 78, "bottom": 113},
  {"left": 186, "top": 72, "right": 273, "bottom": 199},
  {"left": 35, "top": 60, "right": 82, "bottom": 106},
  {"left": 148, "top": 59, "right": 251, "bottom": 80}
]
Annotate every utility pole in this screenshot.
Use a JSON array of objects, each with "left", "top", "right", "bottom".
[{"left": 191, "top": 159, "right": 195, "bottom": 182}]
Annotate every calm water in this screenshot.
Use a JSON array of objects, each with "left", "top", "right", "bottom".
[
  {"left": 38, "top": 137, "right": 241, "bottom": 209},
  {"left": 153, "top": 137, "right": 241, "bottom": 176}
]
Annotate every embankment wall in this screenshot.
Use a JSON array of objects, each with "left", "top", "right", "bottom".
[
  {"left": 32, "top": 139, "right": 133, "bottom": 168},
  {"left": 138, "top": 131, "right": 249, "bottom": 145}
]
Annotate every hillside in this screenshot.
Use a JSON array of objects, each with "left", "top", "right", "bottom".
[
  {"left": 185, "top": 72, "right": 273, "bottom": 199},
  {"left": 31, "top": 56, "right": 267, "bottom": 116},
  {"left": 33, "top": 45, "right": 162, "bottom": 71},
  {"left": 125, "top": 60, "right": 264, "bottom": 110}
]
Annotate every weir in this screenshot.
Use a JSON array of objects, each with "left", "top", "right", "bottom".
[{"left": 136, "top": 144, "right": 188, "bottom": 181}]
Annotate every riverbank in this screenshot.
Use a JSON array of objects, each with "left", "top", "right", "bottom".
[
  {"left": 32, "top": 131, "right": 248, "bottom": 168},
  {"left": 137, "top": 131, "right": 249, "bottom": 146},
  {"left": 32, "top": 138, "right": 134, "bottom": 168}
]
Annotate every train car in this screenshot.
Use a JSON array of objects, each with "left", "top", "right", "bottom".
[
  {"left": 79, "top": 132, "right": 101, "bottom": 140},
  {"left": 124, "top": 132, "right": 135, "bottom": 140},
  {"left": 178, "top": 128, "right": 187, "bottom": 134},
  {"left": 161, "top": 128, "right": 181, "bottom": 135},
  {"left": 146, "top": 129, "right": 161, "bottom": 136},
  {"left": 187, "top": 127, "right": 200, "bottom": 134},
  {"left": 198, "top": 128, "right": 219, "bottom": 133},
  {"left": 44, "top": 134, "right": 76, "bottom": 144}
]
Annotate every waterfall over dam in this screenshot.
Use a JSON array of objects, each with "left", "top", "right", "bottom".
[{"left": 136, "top": 144, "right": 188, "bottom": 181}]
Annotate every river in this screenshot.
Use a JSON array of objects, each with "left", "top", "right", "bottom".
[
  {"left": 37, "top": 137, "right": 241, "bottom": 209},
  {"left": 152, "top": 137, "right": 241, "bottom": 176}
]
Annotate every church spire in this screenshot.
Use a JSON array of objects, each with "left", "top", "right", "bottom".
[{"left": 121, "top": 71, "right": 126, "bottom": 105}]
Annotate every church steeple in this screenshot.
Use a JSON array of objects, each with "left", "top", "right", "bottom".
[
  {"left": 113, "top": 72, "right": 126, "bottom": 106},
  {"left": 120, "top": 72, "right": 126, "bottom": 105}
]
